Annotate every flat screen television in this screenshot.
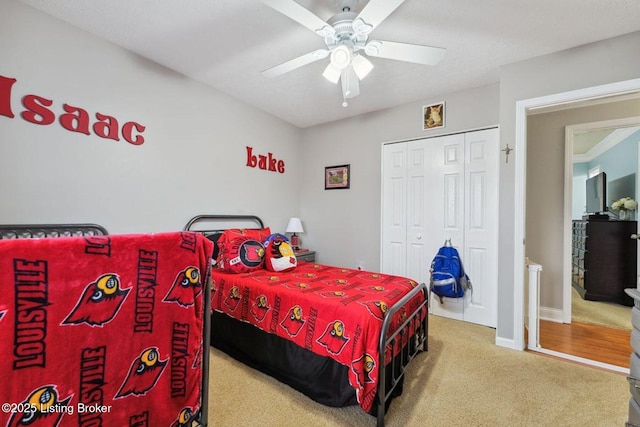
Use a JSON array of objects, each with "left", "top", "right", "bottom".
[{"left": 586, "top": 171, "right": 607, "bottom": 214}]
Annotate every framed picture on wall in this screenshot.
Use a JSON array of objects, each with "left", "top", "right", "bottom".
[
  {"left": 325, "top": 164, "right": 350, "bottom": 190},
  {"left": 423, "top": 102, "right": 445, "bottom": 130}
]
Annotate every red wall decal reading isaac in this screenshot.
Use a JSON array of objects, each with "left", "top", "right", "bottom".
[{"left": 0, "top": 74, "right": 146, "bottom": 145}]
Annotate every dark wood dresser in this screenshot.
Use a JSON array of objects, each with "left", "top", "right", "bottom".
[{"left": 572, "top": 219, "right": 636, "bottom": 306}]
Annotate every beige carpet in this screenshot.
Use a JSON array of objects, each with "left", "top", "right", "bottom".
[
  {"left": 572, "top": 287, "right": 632, "bottom": 330},
  {"left": 207, "top": 315, "right": 630, "bottom": 426}
]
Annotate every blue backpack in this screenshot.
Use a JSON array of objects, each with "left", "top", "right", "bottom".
[{"left": 429, "top": 242, "right": 472, "bottom": 304}]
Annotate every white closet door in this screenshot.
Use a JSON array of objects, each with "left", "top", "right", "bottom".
[
  {"left": 428, "top": 133, "right": 466, "bottom": 321},
  {"left": 381, "top": 143, "right": 407, "bottom": 277},
  {"left": 381, "top": 128, "right": 499, "bottom": 328},
  {"left": 406, "top": 140, "right": 429, "bottom": 285},
  {"left": 462, "top": 128, "right": 499, "bottom": 327}
]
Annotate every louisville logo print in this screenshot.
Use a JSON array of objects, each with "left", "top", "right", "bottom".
[
  {"left": 352, "top": 354, "right": 376, "bottom": 388},
  {"left": 62, "top": 273, "right": 130, "bottom": 327},
  {"left": 170, "top": 406, "right": 197, "bottom": 427},
  {"left": 250, "top": 295, "right": 270, "bottom": 322},
  {"left": 317, "top": 320, "right": 350, "bottom": 355},
  {"left": 163, "top": 266, "right": 202, "bottom": 307},
  {"left": 280, "top": 305, "right": 305, "bottom": 337},
  {"left": 7, "top": 385, "right": 72, "bottom": 427},
  {"left": 115, "top": 347, "right": 167, "bottom": 399},
  {"left": 223, "top": 286, "right": 241, "bottom": 312},
  {"left": 362, "top": 300, "right": 388, "bottom": 320}
]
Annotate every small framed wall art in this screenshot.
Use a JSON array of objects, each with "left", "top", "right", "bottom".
[
  {"left": 423, "top": 102, "right": 445, "bottom": 130},
  {"left": 324, "top": 164, "right": 350, "bottom": 190}
]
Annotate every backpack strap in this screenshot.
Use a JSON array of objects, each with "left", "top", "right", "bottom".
[{"left": 428, "top": 282, "right": 444, "bottom": 305}]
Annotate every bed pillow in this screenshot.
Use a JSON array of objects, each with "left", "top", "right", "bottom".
[
  {"left": 216, "top": 227, "right": 271, "bottom": 273},
  {"left": 263, "top": 233, "right": 297, "bottom": 272},
  {"left": 221, "top": 227, "right": 271, "bottom": 245},
  {"left": 218, "top": 236, "right": 265, "bottom": 273}
]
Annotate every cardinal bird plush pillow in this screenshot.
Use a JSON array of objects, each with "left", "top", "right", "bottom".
[{"left": 263, "top": 233, "right": 297, "bottom": 272}]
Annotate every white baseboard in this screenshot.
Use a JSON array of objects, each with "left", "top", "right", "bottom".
[
  {"left": 540, "top": 305, "right": 563, "bottom": 323},
  {"left": 495, "top": 335, "right": 518, "bottom": 350}
]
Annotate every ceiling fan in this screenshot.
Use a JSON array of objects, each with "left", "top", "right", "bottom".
[{"left": 261, "top": 0, "right": 446, "bottom": 106}]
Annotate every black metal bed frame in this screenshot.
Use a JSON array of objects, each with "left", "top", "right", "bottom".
[
  {"left": 184, "top": 214, "right": 429, "bottom": 427},
  {"left": 0, "top": 222, "right": 209, "bottom": 427}
]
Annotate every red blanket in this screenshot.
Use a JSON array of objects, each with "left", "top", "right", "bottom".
[
  {"left": 210, "top": 261, "right": 425, "bottom": 413},
  {"left": 0, "top": 232, "right": 213, "bottom": 427}
]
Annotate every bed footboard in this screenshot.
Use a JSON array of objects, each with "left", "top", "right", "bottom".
[{"left": 377, "top": 282, "right": 429, "bottom": 427}]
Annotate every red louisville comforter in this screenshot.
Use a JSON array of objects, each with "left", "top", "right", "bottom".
[
  {"left": 0, "top": 232, "right": 213, "bottom": 427},
  {"left": 210, "top": 261, "right": 425, "bottom": 413}
]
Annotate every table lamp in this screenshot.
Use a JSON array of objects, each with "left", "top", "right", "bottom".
[{"left": 286, "top": 217, "right": 304, "bottom": 250}]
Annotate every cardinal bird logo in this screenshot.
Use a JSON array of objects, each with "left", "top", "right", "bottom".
[
  {"left": 163, "top": 266, "right": 202, "bottom": 307},
  {"left": 352, "top": 354, "right": 376, "bottom": 388},
  {"left": 223, "top": 286, "right": 241, "bottom": 312},
  {"left": 317, "top": 320, "right": 350, "bottom": 355},
  {"left": 319, "top": 290, "right": 346, "bottom": 298},
  {"left": 62, "top": 273, "right": 130, "bottom": 327},
  {"left": 280, "top": 305, "right": 305, "bottom": 337},
  {"left": 358, "top": 285, "right": 386, "bottom": 293},
  {"left": 362, "top": 300, "right": 388, "bottom": 320},
  {"left": 250, "top": 294, "right": 270, "bottom": 322},
  {"left": 286, "top": 282, "right": 309, "bottom": 290},
  {"left": 7, "top": 385, "right": 72, "bottom": 427},
  {"left": 170, "top": 406, "right": 197, "bottom": 427},
  {"left": 115, "top": 347, "right": 167, "bottom": 399}
]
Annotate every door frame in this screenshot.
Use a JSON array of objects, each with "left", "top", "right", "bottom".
[
  {"left": 513, "top": 77, "right": 640, "bottom": 352},
  {"left": 563, "top": 117, "right": 640, "bottom": 324}
]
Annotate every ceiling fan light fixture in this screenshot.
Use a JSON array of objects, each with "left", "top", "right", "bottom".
[
  {"left": 352, "top": 54, "right": 373, "bottom": 80},
  {"left": 322, "top": 63, "right": 342, "bottom": 84},
  {"left": 330, "top": 45, "right": 352, "bottom": 70}
]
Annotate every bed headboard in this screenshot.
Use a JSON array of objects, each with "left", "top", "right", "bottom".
[
  {"left": 184, "top": 214, "right": 265, "bottom": 234},
  {"left": 0, "top": 223, "right": 109, "bottom": 239}
]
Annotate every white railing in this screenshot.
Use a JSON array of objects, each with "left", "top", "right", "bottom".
[{"left": 525, "top": 257, "right": 542, "bottom": 350}]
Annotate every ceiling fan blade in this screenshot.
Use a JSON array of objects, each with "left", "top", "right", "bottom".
[
  {"left": 262, "top": 49, "right": 330, "bottom": 79},
  {"left": 365, "top": 40, "right": 446, "bottom": 65},
  {"left": 341, "top": 67, "right": 360, "bottom": 99},
  {"left": 352, "top": 0, "right": 405, "bottom": 35},
  {"left": 262, "top": 0, "right": 336, "bottom": 39}
]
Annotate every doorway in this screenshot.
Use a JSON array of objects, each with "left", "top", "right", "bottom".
[{"left": 513, "top": 78, "right": 640, "bottom": 368}]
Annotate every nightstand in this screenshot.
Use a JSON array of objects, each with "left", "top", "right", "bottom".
[{"left": 294, "top": 250, "right": 316, "bottom": 263}]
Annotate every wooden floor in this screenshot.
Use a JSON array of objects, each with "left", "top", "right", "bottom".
[{"left": 538, "top": 319, "right": 632, "bottom": 369}]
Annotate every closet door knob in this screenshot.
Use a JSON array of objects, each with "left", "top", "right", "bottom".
[{"left": 416, "top": 234, "right": 422, "bottom": 240}]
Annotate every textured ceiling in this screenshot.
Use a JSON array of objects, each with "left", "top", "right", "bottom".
[{"left": 18, "top": 0, "right": 640, "bottom": 128}]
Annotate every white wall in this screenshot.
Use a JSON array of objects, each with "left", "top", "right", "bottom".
[
  {"left": 299, "top": 84, "right": 500, "bottom": 269},
  {"left": 498, "top": 30, "right": 640, "bottom": 344},
  {"left": 0, "top": 1, "right": 301, "bottom": 234}
]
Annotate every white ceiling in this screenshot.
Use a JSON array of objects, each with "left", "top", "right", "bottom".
[{"left": 18, "top": 0, "right": 640, "bottom": 128}]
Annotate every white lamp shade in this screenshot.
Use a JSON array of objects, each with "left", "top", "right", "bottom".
[
  {"left": 322, "top": 63, "right": 341, "bottom": 84},
  {"left": 352, "top": 54, "right": 373, "bottom": 80},
  {"left": 286, "top": 217, "right": 304, "bottom": 233}
]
